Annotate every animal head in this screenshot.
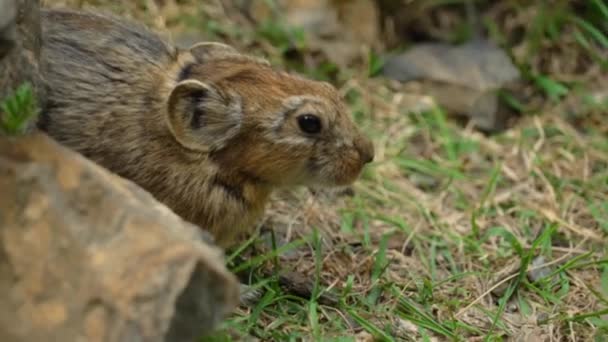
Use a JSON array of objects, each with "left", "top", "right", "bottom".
[{"left": 165, "top": 42, "right": 374, "bottom": 187}]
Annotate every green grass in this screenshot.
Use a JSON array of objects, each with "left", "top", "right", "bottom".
[
  {"left": 0, "top": 82, "right": 39, "bottom": 135},
  {"left": 206, "top": 1, "right": 608, "bottom": 337}
]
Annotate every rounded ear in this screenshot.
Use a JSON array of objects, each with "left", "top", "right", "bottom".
[
  {"left": 167, "top": 80, "right": 243, "bottom": 152},
  {"left": 189, "top": 42, "right": 238, "bottom": 62}
]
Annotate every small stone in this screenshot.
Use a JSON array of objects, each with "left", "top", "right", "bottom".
[
  {"left": 409, "top": 172, "right": 439, "bottom": 190},
  {"left": 528, "top": 255, "right": 553, "bottom": 283}
]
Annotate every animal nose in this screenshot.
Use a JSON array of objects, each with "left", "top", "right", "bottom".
[{"left": 354, "top": 135, "right": 374, "bottom": 164}]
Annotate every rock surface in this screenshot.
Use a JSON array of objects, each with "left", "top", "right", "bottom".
[
  {"left": 0, "top": 0, "right": 17, "bottom": 59},
  {"left": 0, "top": 133, "right": 239, "bottom": 342},
  {"left": 382, "top": 40, "right": 521, "bottom": 132}
]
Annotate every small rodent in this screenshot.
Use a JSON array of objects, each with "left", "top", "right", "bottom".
[{"left": 38, "top": 9, "right": 374, "bottom": 248}]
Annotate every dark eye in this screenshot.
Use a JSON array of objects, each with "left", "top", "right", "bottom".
[{"left": 297, "top": 114, "right": 322, "bottom": 134}]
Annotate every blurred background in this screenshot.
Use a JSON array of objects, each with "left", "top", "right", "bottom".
[{"left": 42, "top": 0, "right": 608, "bottom": 134}]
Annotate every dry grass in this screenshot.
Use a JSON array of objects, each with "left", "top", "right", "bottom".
[{"left": 42, "top": 0, "right": 608, "bottom": 340}]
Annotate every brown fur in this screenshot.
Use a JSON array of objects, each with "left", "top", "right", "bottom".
[{"left": 38, "top": 8, "right": 374, "bottom": 247}]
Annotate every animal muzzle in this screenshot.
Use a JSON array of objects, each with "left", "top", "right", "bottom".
[{"left": 354, "top": 134, "right": 374, "bottom": 165}]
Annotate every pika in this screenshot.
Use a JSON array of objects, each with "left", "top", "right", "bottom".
[{"left": 38, "top": 9, "right": 374, "bottom": 248}]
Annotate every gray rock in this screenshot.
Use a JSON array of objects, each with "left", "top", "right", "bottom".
[
  {"left": 383, "top": 40, "right": 520, "bottom": 87},
  {"left": 0, "top": 0, "right": 17, "bottom": 59},
  {"left": 0, "top": 133, "right": 239, "bottom": 342},
  {"left": 382, "top": 39, "right": 521, "bottom": 131}
]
